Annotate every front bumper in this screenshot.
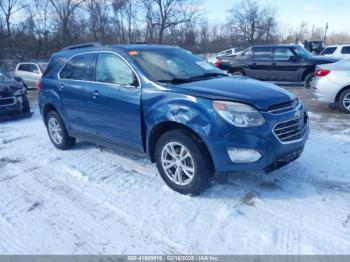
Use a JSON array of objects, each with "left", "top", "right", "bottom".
[
  {"left": 312, "top": 76, "right": 339, "bottom": 103},
  {"left": 0, "top": 95, "right": 27, "bottom": 118},
  {"left": 205, "top": 103, "right": 309, "bottom": 173}
]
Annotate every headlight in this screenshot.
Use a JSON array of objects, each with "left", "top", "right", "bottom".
[
  {"left": 213, "top": 101, "right": 265, "bottom": 127},
  {"left": 13, "top": 89, "right": 25, "bottom": 96}
]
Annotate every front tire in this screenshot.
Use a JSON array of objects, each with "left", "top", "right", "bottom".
[
  {"left": 22, "top": 96, "right": 30, "bottom": 113},
  {"left": 339, "top": 89, "right": 350, "bottom": 114},
  {"left": 46, "top": 111, "right": 76, "bottom": 150},
  {"left": 304, "top": 73, "right": 314, "bottom": 89},
  {"left": 155, "top": 129, "right": 213, "bottom": 195}
]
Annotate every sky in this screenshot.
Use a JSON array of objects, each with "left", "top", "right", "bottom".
[{"left": 202, "top": 0, "right": 350, "bottom": 33}]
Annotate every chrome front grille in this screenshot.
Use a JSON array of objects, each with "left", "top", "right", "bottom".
[
  {"left": 273, "top": 112, "right": 308, "bottom": 143},
  {"left": 268, "top": 99, "right": 300, "bottom": 114},
  {"left": 0, "top": 96, "right": 16, "bottom": 106}
]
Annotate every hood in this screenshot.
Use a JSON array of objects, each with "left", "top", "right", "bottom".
[
  {"left": 307, "top": 56, "right": 339, "bottom": 64},
  {"left": 164, "top": 76, "right": 295, "bottom": 111},
  {"left": 0, "top": 80, "right": 25, "bottom": 97}
]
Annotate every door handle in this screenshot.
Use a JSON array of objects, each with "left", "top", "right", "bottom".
[
  {"left": 58, "top": 84, "right": 64, "bottom": 91},
  {"left": 92, "top": 90, "right": 100, "bottom": 99}
]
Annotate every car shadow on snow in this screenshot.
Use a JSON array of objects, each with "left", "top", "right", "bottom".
[{"left": 65, "top": 141, "right": 349, "bottom": 201}]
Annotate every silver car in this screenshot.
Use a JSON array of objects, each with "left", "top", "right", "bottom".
[
  {"left": 15, "top": 62, "right": 47, "bottom": 88},
  {"left": 313, "top": 59, "right": 350, "bottom": 113}
]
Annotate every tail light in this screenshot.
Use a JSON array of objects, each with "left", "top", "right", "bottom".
[
  {"left": 214, "top": 58, "right": 222, "bottom": 68},
  {"left": 315, "top": 69, "right": 330, "bottom": 77},
  {"left": 36, "top": 80, "right": 41, "bottom": 93}
]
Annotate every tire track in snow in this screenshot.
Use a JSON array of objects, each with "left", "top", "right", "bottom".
[
  {"left": 0, "top": 213, "right": 27, "bottom": 253},
  {"left": 28, "top": 166, "right": 183, "bottom": 254}
]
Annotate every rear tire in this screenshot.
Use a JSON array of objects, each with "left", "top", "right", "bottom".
[
  {"left": 304, "top": 73, "right": 314, "bottom": 89},
  {"left": 46, "top": 111, "right": 76, "bottom": 150},
  {"left": 155, "top": 129, "right": 213, "bottom": 195},
  {"left": 339, "top": 89, "right": 350, "bottom": 114}
]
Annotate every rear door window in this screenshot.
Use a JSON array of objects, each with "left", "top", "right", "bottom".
[
  {"left": 253, "top": 47, "right": 273, "bottom": 60},
  {"left": 59, "top": 53, "right": 96, "bottom": 81},
  {"left": 274, "top": 48, "right": 295, "bottom": 61},
  {"left": 341, "top": 46, "right": 350, "bottom": 54}
]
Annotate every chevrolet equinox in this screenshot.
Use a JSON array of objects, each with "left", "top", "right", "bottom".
[{"left": 39, "top": 43, "right": 309, "bottom": 195}]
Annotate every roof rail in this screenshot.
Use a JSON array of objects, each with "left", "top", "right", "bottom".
[
  {"left": 61, "top": 42, "right": 103, "bottom": 51},
  {"left": 132, "top": 42, "right": 149, "bottom": 45}
]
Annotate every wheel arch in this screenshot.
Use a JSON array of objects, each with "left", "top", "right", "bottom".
[
  {"left": 335, "top": 85, "right": 350, "bottom": 102},
  {"left": 42, "top": 103, "right": 58, "bottom": 122},
  {"left": 301, "top": 67, "right": 315, "bottom": 81},
  {"left": 147, "top": 121, "right": 214, "bottom": 171},
  {"left": 228, "top": 67, "right": 246, "bottom": 75}
]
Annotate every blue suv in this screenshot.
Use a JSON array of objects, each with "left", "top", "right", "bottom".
[{"left": 39, "top": 43, "right": 309, "bottom": 195}]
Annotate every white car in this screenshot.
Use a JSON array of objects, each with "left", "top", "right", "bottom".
[
  {"left": 218, "top": 48, "right": 241, "bottom": 57},
  {"left": 313, "top": 59, "right": 350, "bottom": 113},
  {"left": 15, "top": 62, "right": 47, "bottom": 88},
  {"left": 320, "top": 44, "right": 350, "bottom": 59}
]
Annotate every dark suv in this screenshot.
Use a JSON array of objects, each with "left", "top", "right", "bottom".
[
  {"left": 215, "top": 45, "right": 338, "bottom": 88},
  {"left": 39, "top": 43, "right": 309, "bottom": 195}
]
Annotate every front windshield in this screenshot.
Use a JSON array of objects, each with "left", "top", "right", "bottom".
[
  {"left": 292, "top": 46, "right": 312, "bottom": 58},
  {"left": 131, "top": 48, "right": 225, "bottom": 83}
]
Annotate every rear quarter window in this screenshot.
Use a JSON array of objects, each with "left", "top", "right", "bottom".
[
  {"left": 341, "top": 46, "right": 350, "bottom": 54},
  {"left": 42, "top": 56, "right": 66, "bottom": 78},
  {"left": 18, "top": 64, "right": 30, "bottom": 72},
  {"left": 253, "top": 47, "right": 273, "bottom": 60}
]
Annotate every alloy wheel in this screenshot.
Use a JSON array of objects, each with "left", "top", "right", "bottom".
[
  {"left": 48, "top": 117, "right": 63, "bottom": 145},
  {"left": 343, "top": 92, "right": 350, "bottom": 111},
  {"left": 161, "top": 142, "right": 195, "bottom": 186}
]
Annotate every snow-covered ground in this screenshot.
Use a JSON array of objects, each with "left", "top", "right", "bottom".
[{"left": 0, "top": 107, "right": 350, "bottom": 255}]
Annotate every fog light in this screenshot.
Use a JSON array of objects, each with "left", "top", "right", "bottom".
[{"left": 227, "top": 148, "right": 261, "bottom": 163}]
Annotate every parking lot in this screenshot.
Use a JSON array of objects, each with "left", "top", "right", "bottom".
[{"left": 0, "top": 84, "right": 350, "bottom": 254}]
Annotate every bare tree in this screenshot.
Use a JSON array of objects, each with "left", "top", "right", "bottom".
[
  {"left": 48, "top": 0, "right": 86, "bottom": 43},
  {"left": 112, "top": 0, "right": 140, "bottom": 44},
  {"left": 142, "top": 0, "right": 202, "bottom": 44},
  {"left": 294, "top": 21, "right": 308, "bottom": 43},
  {"left": 0, "top": 0, "right": 26, "bottom": 36},
  {"left": 227, "top": 0, "right": 276, "bottom": 45},
  {"left": 86, "top": 0, "right": 110, "bottom": 42}
]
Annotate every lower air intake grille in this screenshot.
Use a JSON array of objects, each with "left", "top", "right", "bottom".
[{"left": 0, "top": 97, "right": 16, "bottom": 106}]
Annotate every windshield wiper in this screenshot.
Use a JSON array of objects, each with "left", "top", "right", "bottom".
[
  {"left": 157, "top": 73, "right": 228, "bottom": 85},
  {"left": 189, "top": 72, "right": 228, "bottom": 80},
  {"left": 158, "top": 78, "right": 192, "bottom": 84}
]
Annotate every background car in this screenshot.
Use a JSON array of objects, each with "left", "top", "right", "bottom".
[
  {"left": 15, "top": 61, "right": 47, "bottom": 88},
  {"left": 313, "top": 59, "right": 350, "bottom": 113},
  {"left": 0, "top": 69, "right": 30, "bottom": 119},
  {"left": 320, "top": 44, "right": 350, "bottom": 59},
  {"left": 217, "top": 47, "right": 241, "bottom": 57},
  {"left": 303, "top": 40, "right": 325, "bottom": 55},
  {"left": 215, "top": 44, "right": 338, "bottom": 88}
]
